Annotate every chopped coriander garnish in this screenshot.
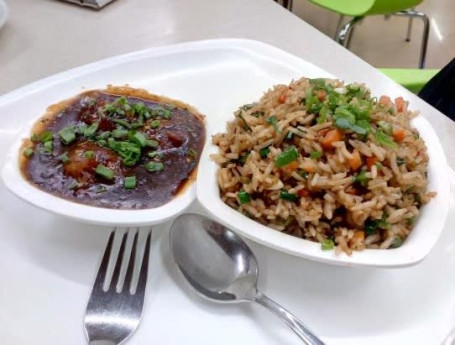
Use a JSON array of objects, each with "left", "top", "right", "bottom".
[
  {"left": 310, "top": 151, "right": 322, "bottom": 160},
  {"left": 95, "top": 164, "right": 114, "bottom": 180},
  {"left": 84, "top": 151, "right": 95, "bottom": 159},
  {"left": 260, "top": 147, "right": 270, "bottom": 159},
  {"left": 96, "top": 131, "right": 111, "bottom": 141},
  {"left": 145, "top": 161, "right": 164, "bottom": 172},
  {"left": 112, "top": 119, "right": 131, "bottom": 129},
  {"left": 275, "top": 145, "right": 299, "bottom": 167},
  {"left": 58, "top": 126, "right": 76, "bottom": 145},
  {"left": 150, "top": 120, "right": 161, "bottom": 129},
  {"left": 237, "top": 189, "right": 250, "bottom": 204},
  {"left": 124, "top": 176, "right": 137, "bottom": 189},
  {"left": 31, "top": 134, "right": 40, "bottom": 142},
  {"left": 321, "top": 239, "right": 334, "bottom": 251},
  {"left": 23, "top": 147, "right": 34, "bottom": 158},
  {"left": 279, "top": 190, "right": 298, "bottom": 202}
]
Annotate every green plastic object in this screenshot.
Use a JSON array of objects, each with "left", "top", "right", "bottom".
[
  {"left": 308, "top": 0, "right": 424, "bottom": 17},
  {"left": 379, "top": 68, "right": 439, "bottom": 93}
]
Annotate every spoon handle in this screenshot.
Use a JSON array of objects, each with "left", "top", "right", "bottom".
[{"left": 254, "top": 292, "right": 325, "bottom": 345}]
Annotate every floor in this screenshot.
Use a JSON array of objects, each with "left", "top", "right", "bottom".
[{"left": 290, "top": 0, "right": 455, "bottom": 69}]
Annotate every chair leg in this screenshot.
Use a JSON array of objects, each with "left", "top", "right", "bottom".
[
  {"left": 334, "top": 15, "right": 345, "bottom": 40},
  {"left": 336, "top": 17, "right": 363, "bottom": 47},
  {"left": 394, "top": 9, "right": 430, "bottom": 68},
  {"left": 405, "top": 8, "right": 415, "bottom": 42}
]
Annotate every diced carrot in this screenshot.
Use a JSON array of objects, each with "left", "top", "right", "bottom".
[
  {"left": 345, "top": 186, "right": 359, "bottom": 195},
  {"left": 302, "top": 161, "right": 316, "bottom": 173},
  {"left": 321, "top": 129, "right": 342, "bottom": 149},
  {"left": 282, "top": 161, "right": 299, "bottom": 172},
  {"left": 393, "top": 129, "right": 406, "bottom": 142},
  {"left": 395, "top": 97, "right": 407, "bottom": 113},
  {"left": 366, "top": 156, "right": 377, "bottom": 170},
  {"left": 298, "top": 189, "right": 310, "bottom": 197},
  {"left": 353, "top": 231, "right": 365, "bottom": 242},
  {"left": 316, "top": 90, "right": 326, "bottom": 101},
  {"left": 347, "top": 150, "right": 362, "bottom": 171},
  {"left": 379, "top": 95, "right": 392, "bottom": 106},
  {"left": 278, "top": 93, "right": 286, "bottom": 104}
]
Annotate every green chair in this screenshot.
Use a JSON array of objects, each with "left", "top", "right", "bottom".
[
  {"left": 306, "top": 0, "right": 430, "bottom": 68},
  {"left": 379, "top": 68, "right": 438, "bottom": 93}
]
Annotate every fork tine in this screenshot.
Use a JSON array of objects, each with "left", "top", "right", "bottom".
[
  {"left": 135, "top": 231, "right": 152, "bottom": 296},
  {"left": 109, "top": 231, "right": 128, "bottom": 292},
  {"left": 123, "top": 230, "right": 139, "bottom": 293},
  {"left": 93, "top": 230, "right": 115, "bottom": 290}
]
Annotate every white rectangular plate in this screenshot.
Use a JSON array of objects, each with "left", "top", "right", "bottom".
[{"left": 0, "top": 39, "right": 454, "bottom": 344}]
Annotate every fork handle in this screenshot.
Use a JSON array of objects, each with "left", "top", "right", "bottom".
[{"left": 90, "top": 341, "right": 117, "bottom": 345}]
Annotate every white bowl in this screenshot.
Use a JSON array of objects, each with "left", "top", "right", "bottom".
[{"left": 197, "top": 103, "right": 451, "bottom": 269}]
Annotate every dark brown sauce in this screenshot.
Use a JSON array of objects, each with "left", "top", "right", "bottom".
[{"left": 20, "top": 86, "right": 206, "bottom": 209}]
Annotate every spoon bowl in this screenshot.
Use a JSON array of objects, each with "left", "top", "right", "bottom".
[{"left": 170, "top": 213, "right": 325, "bottom": 345}]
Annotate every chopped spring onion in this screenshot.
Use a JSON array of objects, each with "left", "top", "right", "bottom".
[
  {"left": 310, "top": 151, "right": 322, "bottom": 160},
  {"left": 321, "top": 239, "right": 334, "bottom": 250},
  {"left": 354, "top": 170, "right": 369, "bottom": 187},
  {"left": 83, "top": 122, "right": 99, "bottom": 137},
  {"left": 238, "top": 153, "right": 250, "bottom": 165},
  {"left": 112, "top": 129, "right": 128, "bottom": 139},
  {"left": 40, "top": 130, "right": 53, "bottom": 143},
  {"left": 145, "top": 161, "right": 164, "bottom": 172},
  {"left": 59, "top": 153, "right": 69, "bottom": 163},
  {"left": 58, "top": 127, "right": 76, "bottom": 145},
  {"left": 266, "top": 115, "right": 280, "bottom": 132},
  {"left": 124, "top": 176, "right": 137, "bottom": 189},
  {"left": 279, "top": 190, "right": 298, "bottom": 202},
  {"left": 375, "top": 130, "right": 398, "bottom": 149},
  {"left": 260, "top": 147, "right": 270, "bottom": 159},
  {"left": 146, "top": 139, "right": 158, "bottom": 148},
  {"left": 188, "top": 148, "right": 197, "bottom": 160},
  {"left": 130, "top": 131, "right": 148, "bottom": 147},
  {"left": 396, "top": 157, "right": 406, "bottom": 166},
  {"left": 390, "top": 236, "right": 403, "bottom": 248},
  {"left": 150, "top": 120, "right": 161, "bottom": 129},
  {"left": 84, "top": 151, "right": 95, "bottom": 159},
  {"left": 237, "top": 190, "right": 250, "bottom": 204},
  {"left": 43, "top": 140, "right": 53, "bottom": 153},
  {"left": 95, "top": 165, "right": 114, "bottom": 180},
  {"left": 23, "top": 147, "right": 34, "bottom": 158},
  {"left": 275, "top": 145, "right": 299, "bottom": 167}
]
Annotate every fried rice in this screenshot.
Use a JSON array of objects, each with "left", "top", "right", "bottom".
[{"left": 211, "top": 77, "right": 435, "bottom": 255}]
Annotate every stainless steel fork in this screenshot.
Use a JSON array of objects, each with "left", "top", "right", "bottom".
[{"left": 84, "top": 229, "right": 152, "bottom": 345}]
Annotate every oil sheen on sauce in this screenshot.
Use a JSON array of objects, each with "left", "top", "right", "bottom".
[{"left": 20, "top": 86, "right": 206, "bottom": 209}]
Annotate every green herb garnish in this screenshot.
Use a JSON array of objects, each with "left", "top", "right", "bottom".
[
  {"left": 310, "top": 151, "right": 322, "bottom": 160},
  {"left": 321, "top": 239, "right": 334, "bottom": 251},
  {"left": 375, "top": 130, "right": 398, "bottom": 149},
  {"left": 150, "top": 120, "right": 161, "bottom": 129},
  {"left": 95, "top": 164, "right": 114, "bottom": 180},
  {"left": 275, "top": 145, "right": 299, "bottom": 167},
  {"left": 23, "top": 148, "right": 34, "bottom": 158},
  {"left": 145, "top": 161, "right": 164, "bottom": 172},
  {"left": 279, "top": 190, "right": 298, "bottom": 202},
  {"left": 237, "top": 190, "right": 251, "bottom": 204},
  {"left": 266, "top": 115, "right": 280, "bottom": 132},
  {"left": 84, "top": 151, "right": 95, "bottom": 159},
  {"left": 58, "top": 127, "right": 76, "bottom": 145},
  {"left": 124, "top": 176, "right": 137, "bottom": 189},
  {"left": 260, "top": 147, "right": 270, "bottom": 159}
]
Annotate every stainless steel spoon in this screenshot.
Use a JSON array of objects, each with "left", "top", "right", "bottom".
[{"left": 169, "top": 213, "right": 325, "bottom": 345}]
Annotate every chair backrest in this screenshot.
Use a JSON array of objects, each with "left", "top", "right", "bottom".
[
  {"left": 367, "top": 0, "right": 425, "bottom": 16},
  {"left": 308, "top": 0, "right": 424, "bottom": 17}
]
